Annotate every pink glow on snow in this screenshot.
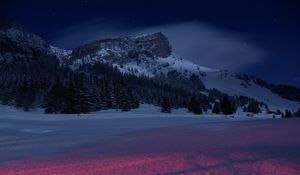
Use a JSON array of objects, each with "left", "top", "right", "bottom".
[
  {"left": 0, "top": 149, "right": 299, "bottom": 175},
  {"left": 1, "top": 119, "right": 300, "bottom": 175}
]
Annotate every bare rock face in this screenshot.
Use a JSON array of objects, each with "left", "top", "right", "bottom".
[
  {"left": 133, "top": 32, "right": 172, "bottom": 58},
  {"left": 0, "top": 17, "right": 50, "bottom": 61},
  {"left": 0, "top": 28, "right": 49, "bottom": 54},
  {"left": 70, "top": 32, "right": 172, "bottom": 65},
  {"left": 0, "top": 17, "right": 172, "bottom": 66}
]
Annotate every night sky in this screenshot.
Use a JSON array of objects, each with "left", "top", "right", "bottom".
[{"left": 1, "top": 0, "right": 300, "bottom": 87}]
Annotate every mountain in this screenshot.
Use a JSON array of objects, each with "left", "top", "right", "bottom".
[
  {"left": 0, "top": 17, "right": 50, "bottom": 60},
  {"left": 50, "top": 32, "right": 299, "bottom": 111},
  {"left": 0, "top": 17, "right": 299, "bottom": 114}
]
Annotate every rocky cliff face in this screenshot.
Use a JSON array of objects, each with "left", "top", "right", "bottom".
[
  {"left": 0, "top": 17, "right": 50, "bottom": 61},
  {"left": 131, "top": 32, "right": 172, "bottom": 58},
  {"left": 72, "top": 32, "right": 171, "bottom": 58},
  {"left": 0, "top": 17, "right": 172, "bottom": 68},
  {"left": 0, "top": 28, "right": 49, "bottom": 59},
  {"left": 68, "top": 32, "right": 172, "bottom": 67}
]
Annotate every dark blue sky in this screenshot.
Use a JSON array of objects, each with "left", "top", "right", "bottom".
[{"left": 1, "top": 0, "right": 300, "bottom": 87}]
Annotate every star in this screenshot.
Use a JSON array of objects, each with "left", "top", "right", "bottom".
[{"left": 83, "top": 0, "right": 88, "bottom": 4}]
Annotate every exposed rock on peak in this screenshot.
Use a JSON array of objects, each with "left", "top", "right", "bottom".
[
  {"left": 71, "top": 32, "right": 172, "bottom": 61},
  {"left": 0, "top": 17, "right": 50, "bottom": 61},
  {"left": 131, "top": 32, "right": 172, "bottom": 58},
  {"left": 0, "top": 17, "right": 300, "bottom": 112}
]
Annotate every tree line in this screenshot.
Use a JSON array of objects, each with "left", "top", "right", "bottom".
[{"left": 0, "top": 53, "right": 278, "bottom": 115}]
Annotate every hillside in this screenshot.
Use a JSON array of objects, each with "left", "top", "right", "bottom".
[{"left": 0, "top": 17, "right": 299, "bottom": 114}]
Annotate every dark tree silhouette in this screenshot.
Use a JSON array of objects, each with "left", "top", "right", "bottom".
[
  {"left": 188, "top": 97, "right": 202, "bottom": 115},
  {"left": 212, "top": 102, "right": 220, "bottom": 114},
  {"left": 220, "top": 96, "right": 235, "bottom": 115},
  {"left": 44, "top": 81, "right": 66, "bottom": 113},
  {"left": 284, "top": 110, "right": 292, "bottom": 118},
  {"left": 161, "top": 98, "right": 171, "bottom": 113},
  {"left": 246, "top": 101, "right": 261, "bottom": 114}
]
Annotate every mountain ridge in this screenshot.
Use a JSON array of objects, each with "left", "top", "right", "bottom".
[{"left": 0, "top": 17, "right": 300, "bottom": 113}]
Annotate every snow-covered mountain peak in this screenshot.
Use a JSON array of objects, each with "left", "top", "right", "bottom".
[
  {"left": 59, "top": 32, "right": 221, "bottom": 77},
  {"left": 70, "top": 32, "right": 172, "bottom": 60},
  {"left": 0, "top": 28, "right": 49, "bottom": 56},
  {"left": 1, "top": 20, "right": 299, "bottom": 112}
]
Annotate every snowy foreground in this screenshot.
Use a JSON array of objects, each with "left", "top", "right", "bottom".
[{"left": 0, "top": 104, "right": 300, "bottom": 175}]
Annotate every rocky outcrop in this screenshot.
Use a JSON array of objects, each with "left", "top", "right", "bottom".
[
  {"left": 70, "top": 32, "right": 172, "bottom": 64},
  {"left": 132, "top": 32, "right": 172, "bottom": 58},
  {"left": 0, "top": 17, "right": 50, "bottom": 61}
]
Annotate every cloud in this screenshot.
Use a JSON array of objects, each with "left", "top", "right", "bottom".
[{"left": 51, "top": 20, "right": 268, "bottom": 71}]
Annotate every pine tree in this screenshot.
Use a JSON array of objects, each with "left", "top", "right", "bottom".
[
  {"left": 75, "top": 79, "right": 94, "bottom": 113},
  {"left": 62, "top": 74, "right": 97, "bottom": 114},
  {"left": 188, "top": 97, "right": 202, "bottom": 114},
  {"left": 2, "top": 86, "right": 17, "bottom": 105},
  {"left": 161, "top": 98, "right": 171, "bottom": 113},
  {"left": 62, "top": 81, "right": 78, "bottom": 114},
  {"left": 44, "top": 81, "right": 65, "bottom": 113},
  {"left": 284, "top": 110, "right": 292, "bottom": 118},
  {"left": 212, "top": 103, "right": 220, "bottom": 114},
  {"left": 99, "top": 81, "right": 111, "bottom": 109},
  {"left": 220, "top": 96, "right": 235, "bottom": 115},
  {"left": 113, "top": 85, "right": 122, "bottom": 109},
  {"left": 14, "top": 81, "right": 36, "bottom": 111},
  {"left": 119, "top": 89, "right": 131, "bottom": 112},
  {"left": 90, "top": 87, "right": 103, "bottom": 111},
  {"left": 128, "top": 88, "right": 139, "bottom": 109},
  {"left": 15, "top": 81, "right": 28, "bottom": 108},
  {"left": 23, "top": 83, "right": 36, "bottom": 111},
  {"left": 246, "top": 101, "right": 261, "bottom": 114},
  {"left": 119, "top": 88, "right": 139, "bottom": 111}
]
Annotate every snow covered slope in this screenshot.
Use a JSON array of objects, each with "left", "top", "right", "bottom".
[
  {"left": 203, "top": 71, "right": 300, "bottom": 111},
  {"left": 0, "top": 18, "right": 298, "bottom": 112},
  {"left": 48, "top": 33, "right": 299, "bottom": 111}
]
